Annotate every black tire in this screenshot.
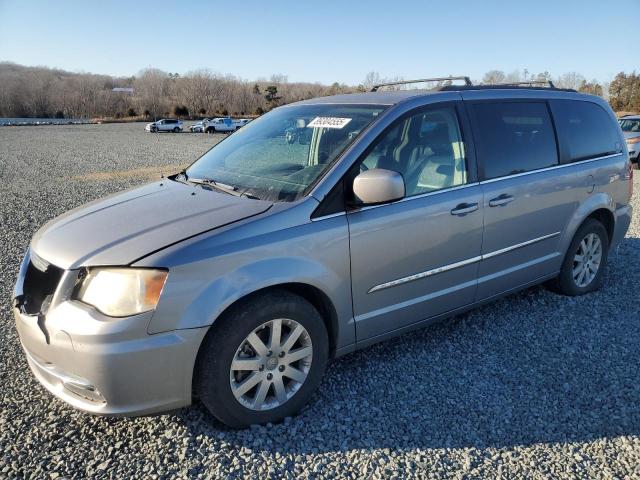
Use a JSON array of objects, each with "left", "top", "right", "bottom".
[
  {"left": 195, "top": 290, "right": 329, "bottom": 428},
  {"left": 548, "top": 218, "right": 609, "bottom": 296},
  {"left": 173, "top": 127, "right": 180, "bottom": 133},
  {"left": 151, "top": 126, "right": 157, "bottom": 133}
]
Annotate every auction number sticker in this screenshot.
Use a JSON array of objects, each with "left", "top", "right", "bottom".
[{"left": 307, "top": 117, "right": 352, "bottom": 129}]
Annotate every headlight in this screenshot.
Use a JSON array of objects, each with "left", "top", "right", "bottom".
[
  {"left": 76, "top": 268, "right": 168, "bottom": 317},
  {"left": 626, "top": 137, "right": 640, "bottom": 145}
]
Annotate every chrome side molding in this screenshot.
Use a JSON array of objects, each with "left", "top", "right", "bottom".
[{"left": 368, "top": 232, "right": 561, "bottom": 293}]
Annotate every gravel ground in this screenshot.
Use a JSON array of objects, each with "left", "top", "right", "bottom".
[{"left": 1, "top": 123, "right": 640, "bottom": 479}]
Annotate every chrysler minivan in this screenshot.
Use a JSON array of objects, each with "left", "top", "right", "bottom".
[{"left": 14, "top": 77, "right": 633, "bottom": 427}]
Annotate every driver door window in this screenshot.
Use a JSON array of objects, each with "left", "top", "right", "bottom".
[{"left": 359, "top": 107, "right": 468, "bottom": 196}]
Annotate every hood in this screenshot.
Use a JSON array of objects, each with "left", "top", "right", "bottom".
[{"left": 32, "top": 180, "right": 272, "bottom": 269}]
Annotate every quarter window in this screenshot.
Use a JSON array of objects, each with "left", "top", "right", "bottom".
[
  {"left": 358, "top": 107, "right": 468, "bottom": 197},
  {"left": 550, "top": 100, "right": 621, "bottom": 162},
  {"left": 470, "top": 102, "right": 558, "bottom": 180}
]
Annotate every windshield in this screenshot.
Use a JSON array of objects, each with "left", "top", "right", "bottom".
[
  {"left": 186, "top": 104, "right": 386, "bottom": 201},
  {"left": 619, "top": 119, "right": 640, "bottom": 133}
]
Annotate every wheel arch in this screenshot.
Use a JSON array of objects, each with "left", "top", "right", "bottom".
[
  {"left": 560, "top": 193, "right": 616, "bottom": 255},
  {"left": 196, "top": 282, "right": 340, "bottom": 360},
  {"left": 585, "top": 208, "right": 614, "bottom": 243}
]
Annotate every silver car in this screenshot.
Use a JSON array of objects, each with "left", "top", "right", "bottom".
[
  {"left": 14, "top": 78, "right": 633, "bottom": 427},
  {"left": 619, "top": 115, "right": 640, "bottom": 163}
]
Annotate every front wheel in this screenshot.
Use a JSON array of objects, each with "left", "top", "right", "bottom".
[
  {"left": 195, "top": 290, "right": 329, "bottom": 428},
  {"left": 173, "top": 127, "right": 180, "bottom": 133},
  {"left": 549, "top": 218, "right": 609, "bottom": 295}
]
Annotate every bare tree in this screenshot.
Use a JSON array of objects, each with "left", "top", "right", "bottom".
[
  {"left": 135, "top": 68, "right": 169, "bottom": 119},
  {"left": 362, "top": 71, "right": 381, "bottom": 90},
  {"left": 555, "top": 72, "right": 586, "bottom": 90},
  {"left": 482, "top": 70, "right": 506, "bottom": 85}
]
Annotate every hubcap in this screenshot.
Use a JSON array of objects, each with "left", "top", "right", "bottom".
[
  {"left": 229, "top": 318, "right": 313, "bottom": 411},
  {"left": 572, "top": 232, "right": 602, "bottom": 288}
]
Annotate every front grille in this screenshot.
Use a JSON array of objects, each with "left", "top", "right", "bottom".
[{"left": 20, "top": 256, "right": 64, "bottom": 316}]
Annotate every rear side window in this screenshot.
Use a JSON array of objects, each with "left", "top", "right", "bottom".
[
  {"left": 470, "top": 102, "right": 558, "bottom": 180},
  {"left": 550, "top": 100, "right": 621, "bottom": 162}
]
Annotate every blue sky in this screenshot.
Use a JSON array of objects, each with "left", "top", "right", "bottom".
[{"left": 0, "top": 0, "right": 637, "bottom": 85}]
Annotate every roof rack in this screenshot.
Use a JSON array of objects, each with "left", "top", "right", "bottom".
[
  {"left": 487, "top": 80, "right": 557, "bottom": 89},
  {"left": 370, "top": 76, "right": 472, "bottom": 92}
]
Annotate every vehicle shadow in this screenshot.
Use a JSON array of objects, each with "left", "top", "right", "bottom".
[{"left": 177, "top": 236, "right": 640, "bottom": 454}]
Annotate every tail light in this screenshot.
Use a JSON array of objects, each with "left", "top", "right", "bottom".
[{"left": 627, "top": 161, "right": 634, "bottom": 200}]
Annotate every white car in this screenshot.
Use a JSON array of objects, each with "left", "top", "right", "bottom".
[
  {"left": 189, "top": 120, "right": 208, "bottom": 133},
  {"left": 203, "top": 117, "right": 235, "bottom": 133},
  {"left": 145, "top": 119, "right": 183, "bottom": 133}
]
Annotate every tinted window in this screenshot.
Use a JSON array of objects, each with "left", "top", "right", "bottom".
[
  {"left": 470, "top": 102, "right": 558, "bottom": 180},
  {"left": 358, "top": 106, "right": 467, "bottom": 197},
  {"left": 619, "top": 118, "right": 640, "bottom": 132},
  {"left": 551, "top": 100, "right": 621, "bottom": 162}
]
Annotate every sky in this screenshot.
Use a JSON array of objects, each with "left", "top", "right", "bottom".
[{"left": 0, "top": 0, "right": 638, "bottom": 85}]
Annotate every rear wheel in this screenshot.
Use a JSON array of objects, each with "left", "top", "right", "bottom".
[
  {"left": 549, "top": 218, "right": 609, "bottom": 295},
  {"left": 173, "top": 127, "right": 180, "bottom": 133},
  {"left": 195, "top": 290, "right": 329, "bottom": 428}
]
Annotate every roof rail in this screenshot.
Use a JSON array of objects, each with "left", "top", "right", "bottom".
[
  {"left": 371, "top": 76, "right": 472, "bottom": 92},
  {"left": 486, "top": 80, "right": 557, "bottom": 89}
]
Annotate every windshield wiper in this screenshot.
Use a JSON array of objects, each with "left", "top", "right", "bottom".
[
  {"left": 174, "top": 170, "right": 260, "bottom": 199},
  {"left": 189, "top": 177, "right": 242, "bottom": 196}
]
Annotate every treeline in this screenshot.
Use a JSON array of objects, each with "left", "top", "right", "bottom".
[
  {"left": 481, "top": 69, "right": 640, "bottom": 112},
  {"left": 0, "top": 63, "right": 352, "bottom": 120},
  {"left": 1, "top": 62, "right": 638, "bottom": 120}
]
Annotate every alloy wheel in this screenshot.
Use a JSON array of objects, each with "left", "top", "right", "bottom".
[
  {"left": 229, "top": 318, "right": 313, "bottom": 411},
  {"left": 572, "top": 232, "right": 602, "bottom": 288}
]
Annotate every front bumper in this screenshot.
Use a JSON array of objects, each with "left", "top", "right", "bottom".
[{"left": 14, "top": 299, "right": 207, "bottom": 416}]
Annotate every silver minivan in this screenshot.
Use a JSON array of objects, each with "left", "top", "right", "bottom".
[{"left": 14, "top": 77, "right": 633, "bottom": 427}]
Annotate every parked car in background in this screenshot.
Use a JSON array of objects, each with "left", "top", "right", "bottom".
[
  {"left": 204, "top": 117, "right": 235, "bottom": 133},
  {"left": 189, "top": 120, "right": 208, "bottom": 133},
  {"left": 233, "top": 119, "right": 251, "bottom": 129},
  {"left": 619, "top": 115, "right": 640, "bottom": 163},
  {"left": 145, "top": 119, "right": 183, "bottom": 133},
  {"left": 14, "top": 77, "right": 632, "bottom": 428}
]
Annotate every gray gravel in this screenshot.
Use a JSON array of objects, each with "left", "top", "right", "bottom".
[{"left": 1, "top": 123, "right": 640, "bottom": 479}]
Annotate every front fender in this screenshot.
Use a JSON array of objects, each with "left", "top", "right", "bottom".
[
  {"left": 177, "top": 256, "right": 343, "bottom": 331},
  {"left": 141, "top": 213, "right": 354, "bottom": 349}
]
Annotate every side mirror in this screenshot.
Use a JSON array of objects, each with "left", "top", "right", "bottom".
[{"left": 353, "top": 168, "right": 405, "bottom": 205}]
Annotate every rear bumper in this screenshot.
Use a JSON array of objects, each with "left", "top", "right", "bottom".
[
  {"left": 611, "top": 204, "right": 632, "bottom": 250},
  {"left": 14, "top": 301, "right": 207, "bottom": 416}
]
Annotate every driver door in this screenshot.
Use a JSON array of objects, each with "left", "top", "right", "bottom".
[{"left": 347, "top": 103, "right": 484, "bottom": 342}]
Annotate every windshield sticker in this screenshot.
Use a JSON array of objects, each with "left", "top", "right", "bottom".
[{"left": 307, "top": 117, "right": 352, "bottom": 129}]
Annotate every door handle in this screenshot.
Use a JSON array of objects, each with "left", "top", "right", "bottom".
[
  {"left": 489, "top": 194, "right": 514, "bottom": 207},
  {"left": 450, "top": 202, "right": 479, "bottom": 216}
]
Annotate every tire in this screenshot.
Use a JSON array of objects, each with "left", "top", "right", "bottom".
[
  {"left": 548, "top": 218, "right": 609, "bottom": 296},
  {"left": 195, "top": 290, "right": 329, "bottom": 428},
  {"left": 151, "top": 126, "right": 157, "bottom": 133},
  {"left": 173, "top": 127, "right": 180, "bottom": 133}
]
